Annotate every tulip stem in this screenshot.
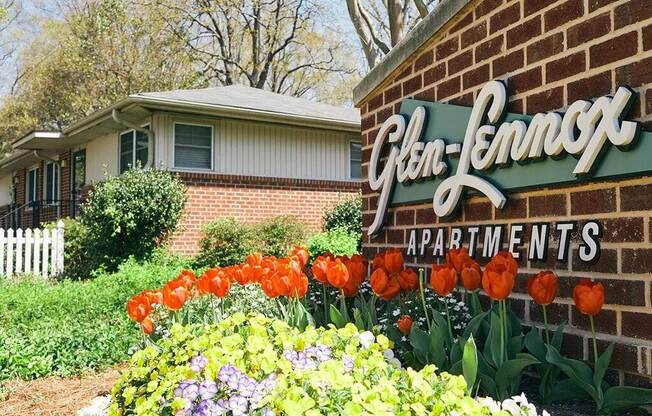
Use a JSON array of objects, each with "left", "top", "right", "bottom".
[
  {"left": 589, "top": 315, "right": 598, "bottom": 367},
  {"left": 444, "top": 299, "right": 453, "bottom": 340},
  {"left": 499, "top": 300, "right": 506, "bottom": 362},
  {"left": 322, "top": 284, "right": 328, "bottom": 323},
  {"left": 542, "top": 305, "right": 550, "bottom": 345},
  {"left": 418, "top": 268, "right": 431, "bottom": 331}
]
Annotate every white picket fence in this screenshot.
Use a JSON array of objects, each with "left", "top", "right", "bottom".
[{"left": 0, "top": 220, "right": 65, "bottom": 278}]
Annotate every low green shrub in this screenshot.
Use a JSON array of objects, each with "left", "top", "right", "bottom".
[
  {"left": 306, "top": 227, "right": 360, "bottom": 261},
  {"left": 0, "top": 253, "right": 189, "bottom": 381},
  {"left": 253, "top": 215, "right": 306, "bottom": 257},
  {"left": 44, "top": 218, "right": 95, "bottom": 280},
  {"left": 323, "top": 196, "right": 362, "bottom": 235},
  {"left": 194, "top": 218, "right": 255, "bottom": 268},
  {"left": 81, "top": 168, "right": 186, "bottom": 272}
]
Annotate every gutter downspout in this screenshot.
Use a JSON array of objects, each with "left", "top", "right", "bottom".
[{"left": 111, "top": 109, "right": 154, "bottom": 169}]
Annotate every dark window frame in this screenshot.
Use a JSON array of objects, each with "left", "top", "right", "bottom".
[
  {"left": 172, "top": 122, "right": 214, "bottom": 171},
  {"left": 349, "top": 140, "right": 362, "bottom": 180}
]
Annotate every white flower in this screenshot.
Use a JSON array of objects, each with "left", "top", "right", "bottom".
[
  {"left": 477, "top": 397, "right": 500, "bottom": 413},
  {"left": 401, "top": 336, "right": 407, "bottom": 342},
  {"left": 383, "top": 349, "right": 395, "bottom": 360},
  {"left": 501, "top": 398, "right": 521, "bottom": 415},
  {"left": 359, "top": 331, "right": 375, "bottom": 348},
  {"left": 392, "top": 309, "right": 401, "bottom": 316},
  {"left": 387, "top": 357, "right": 402, "bottom": 368},
  {"left": 77, "top": 396, "right": 111, "bottom": 416}
]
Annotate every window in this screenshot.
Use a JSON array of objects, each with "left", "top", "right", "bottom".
[
  {"left": 349, "top": 141, "right": 362, "bottom": 179},
  {"left": 45, "top": 161, "right": 60, "bottom": 202},
  {"left": 27, "top": 167, "right": 38, "bottom": 204},
  {"left": 72, "top": 149, "right": 86, "bottom": 189},
  {"left": 174, "top": 123, "right": 213, "bottom": 170},
  {"left": 119, "top": 127, "right": 149, "bottom": 173}
]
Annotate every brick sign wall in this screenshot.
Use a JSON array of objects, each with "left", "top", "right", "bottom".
[{"left": 357, "top": 0, "right": 652, "bottom": 386}]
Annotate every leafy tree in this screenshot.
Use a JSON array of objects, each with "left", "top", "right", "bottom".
[
  {"left": 346, "top": 0, "right": 438, "bottom": 68},
  {"left": 0, "top": 0, "right": 200, "bottom": 146}
]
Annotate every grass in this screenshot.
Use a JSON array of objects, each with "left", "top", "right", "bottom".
[{"left": 0, "top": 253, "right": 189, "bottom": 382}]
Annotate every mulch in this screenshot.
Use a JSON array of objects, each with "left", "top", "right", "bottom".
[{"left": 0, "top": 366, "right": 123, "bottom": 416}]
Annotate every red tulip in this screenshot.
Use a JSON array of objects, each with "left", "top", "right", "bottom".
[
  {"left": 397, "top": 268, "right": 419, "bottom": 291},
  {"left": 573, "top": 278, "right": 604, "bottom": 316},
  {"left": 528, "top": 271, "right": 558, "bottom": 306},
  {"left": 482, "top": 252, "right": 517, "bottom": 300},
  {"left": 162, "top": 279, "right": 189, "bottom": 310},
  {"left": 326, "top": 258, "right": 350, "bottom": 289},
  {"left": 127, "top": 293, "right": 151, "bottom": 323},
  {"left": 397, "top": 315, "right": 413, "bottom": 335},
  {"left": 384, "top": 248, "right": 405, "bottom": 274},
  {"left": 370, "top": 268, "right": 401, "bottom": 300},
  {"left": 430, "top": 264, "right": 457, "bottom": 296},
  {"left": 446, "top": 247, "right": 472, "bottom": 273},
  {"left": 461, "top": 261, "right": 482, "bottom": 291}
]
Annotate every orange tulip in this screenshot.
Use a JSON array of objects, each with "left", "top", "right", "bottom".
[
  {"left": 430, "top": 264, "right": 458, "bottom": 296},
  {"left": 208, "top": 269, "right": 230, "bottom": 298},
  {"left": 176, "top": 270, "right": 196, "bottom": 290},
  {"left": 127, "top": 293, "right": 151, "bottom": 323},
  {"left": 142, "top": 289, "right": 163, "bottom": 305},
  {"left": 163, "top": 280, "right": 189, "bottom": 310},
  {"left": 446, "top": 247, "right": 473, "bottom": 273},
  {"left": 370, "top": 268, "right": 401, "bottom": 300},
  {"left": 345, "top": 255, "right": 367, "bottom": 283},
  {"left": 372, "top": 252, "right": 385, "bottom": 272},
  {"left": 141, "top": 316, "right": 154, "bottom": 335},
  {"left": 482, "top": 252, "right": 517, "bottom": 300},
  {"left": 260, "top": 275, "right": 279, "bottom": 298},
  {"left": 384, "top": 248, "right": 405, "bottom": 274},
  {"left": 397, "top": 315, "right": 413, "bottom": 335},
  {"left": 326, "top": 258, "right": 350, "bottom": 289},
  {"left": 246, "top": 252, "right": 263, "bottom": 267},
  {"left": 528, "top": 271, "right": 558, "bottom": 306},
  {"left": 290, "top": 246, "right": 310, "bottom": 268},
  {"left": 397, "top": 268, "right": 419, "bottom": 291},
  {"left": 573, "top": 278, "right": 604, "bottom": 316},
  {"left": 461, "top": 261, "right": 482, "bottom": 291},
  {"left": 288, "top": 270, "right": 309, "bottom": 298},
  {"left": 196, "top": 274, "right": 212, "bottom": 295},
  {"left": 311, "top": 255, "right": 330, "bottom": 285}
]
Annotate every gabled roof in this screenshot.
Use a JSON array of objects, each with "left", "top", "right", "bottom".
[{"left": 135, "top": 85, "right": 360, "bottom": 125}]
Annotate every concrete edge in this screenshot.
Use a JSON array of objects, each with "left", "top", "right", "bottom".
[{"left": 352, "top": 0, "right": 474, "bottom": 106}]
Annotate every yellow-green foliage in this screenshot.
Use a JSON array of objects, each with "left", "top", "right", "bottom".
[{"left": 110, "top": 313, "right": 504, "bottom": 415}]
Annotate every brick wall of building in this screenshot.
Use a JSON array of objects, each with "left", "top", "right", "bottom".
[
  {"left": 357, "top": 0, "right": 652, "bottom": 386},
  {"left": 169, "top": 172, "right": 361, "bottom": 255}
]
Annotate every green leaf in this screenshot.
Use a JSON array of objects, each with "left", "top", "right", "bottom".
[
  {"left": 486, "top": 311, "right": 503, "bottom": 368},
  {"left": 463, "top": 334, "right": 478, "bottom": 395},
  {"left": 462, "top": 310, "right": 488, "bottom": 341},
  {"left": 524, "top": 328, "right": 546, "bottom": 363},
  {"left": 508, "top": 335, "right": 523, "bottom": 359},
  {"left": 409, "top": 326, "right": 431, "bottom": 359},
  {"left": 428, "top": 328, "right": 447, "bottom": 368},
  {"left": 551, "top": 322, "right": 566, "bottom": 351},
  {"left": 603, "top": 386, "right": 652, "bottom": 413},
  {"left": 593, "top": 343, "right": 614, "bottom": 390},
  {"left": 495, "top": 354, "right": 539, "bottom": 396},
  {"left": 548, "top": 378, "right": 590, "bottom": 403},
  {"left": 328, "top": 304, "right": 345, "bottom": 328},
  {"left": 546, "top": 345, "right": 600, "bottom": 403},
  {"left": 352, "top": 308, "right": 365, "bottom": 330}
]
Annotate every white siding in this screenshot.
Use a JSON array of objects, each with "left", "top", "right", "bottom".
[
  {"left": 164, "top": 117, "right": 355, "bottom": 181},
  {"left": 85, "top": 132, "right": 118, "bottom": 182},
  {"left": 0, "top": 174, "right": 12, "bottom": 205}
]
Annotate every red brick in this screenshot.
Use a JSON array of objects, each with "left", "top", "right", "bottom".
[
  {"left": 402, "top": 74, "right": 423, "bottom": 95},
  {"left": 527, "top": 86, "right": 564, "bottom": 113},
  {"left": 506, "top": 16, "right": 542, "bottom": 49},
  {"left": 495, "top": 198, "right": 526, "bottom": 219},
  {"left": 437, "top": 76, "right": 461, "bottom": 100},
  {"left": 475, "top": 35, "right": 504, "bottom": 62},
  {"left": 510, "top": 98, "right": 524, "bottom": 113},
  {"left": 531, "top": 302, "right": 569, "bottom": 327},
  {"left": 463, "top": 64, "right": 490, "bottom": 89},
  {"left": 368, "top": 93, "right": 383, "bottom": 111},
  {"left": 394, "top": 65, "right": 412, "bottom": 82},
  {"left": 567, "top": 72, "right": 612, "bottom": 103},
  {"left": 415, "top": 88, "right": 435, "bottom": 101},
  {"left": 489, "top": 3, "right": 520, "bottom": 33},
  {"left": 450, "top": 12, "right": 474, "bottom": 34},
  {"left": 589, "top": 0, "right": 618, "bottom": 12},
  {"left": 527, "top": 33, "right": 563, "bottom": 64},
  {"left": 622, "top": 248, "right": 652, "bottom": 273},
  {"left": 461, "top": 21, "right": 487, "bottom": 48},
  {"left": 570, "top": 188, "right": 616, "bottom": 215},
  {"left": 621, "top": 311, "right": 652, "bottom": 339},
  {"left": 546, "top": 51, "right": 586, "bottom": 83},
  {"left": 436, "top": 37, "right": 459, "bottom": 60},
  {"left": 614, "top": 0, "right": 652, "bottom": 29},
  {"left": 590, "top": 31, "right": 638, "bottom": 69},
  {"left": 600, "top": 217, "right": 644, "bottom": 242},
  {"left": 448, "top": 50, "right": 473, "bottom": 75},
  {"left": 383, "top": 84, "right": 402, "bottom": 103},
  {"left": 414, "top": 50, "right": 434, "bottom": 71},
  {"left": 416, "top": 207, "right": 437, "bottom": 224},
  {"left": 493, "top": 49, "right": 524, "bottom": 76},
  {"left": 524, "top": 0, "right": 557, "bottom": 14},
  {"left": 449, "top": 92, "right": 474, "bottom": 106},
  {"left": 567, "top": 12, "right": 611, "bottom": 48},
  {"left": 423, "top": 62, "right": 446, "bottom": 85},
  {"left": 544, "top": 0, "right": 584, "bottom": 31},
  {"left": 395, "top": 210, "right": 415, "bottom": 226},
  {"left": 386, "top": 228, "right": 405, "bottom": 244},
  {"left": 596, "top": 340, "right": 640, "bottom": 372},
  {"left": 464, "top": 200, "right": 493, "bottom": 221},
  {"left": 476, "top": 0, "right": 503, "bottom": 18},
  {"left": 508, "top": 66, "right": 542, "bottom": 94},
  {"left": 621, "top": 184, "right": 652, "bottom": 211},
  {"left": 528, "top": 194, "right": 566, "bottom": 217},
  {"left": 644, "top": 23, "right": 652, "bottom": 51},
  {"left": 572, "top": 248, "right": 618, "bottom": 273},
  {"left": 616, "top": 56, "right": 652, "bottom": 88}
]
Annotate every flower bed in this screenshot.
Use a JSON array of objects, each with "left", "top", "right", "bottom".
[{"left": 119, "top": 247, "right": 652, "bottom": 415}]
